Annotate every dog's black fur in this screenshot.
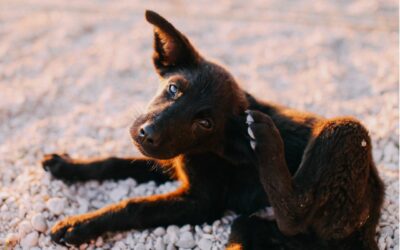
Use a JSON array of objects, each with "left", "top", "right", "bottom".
[{"left": 42, "top": 10, "right": 384, "bottom": 249}]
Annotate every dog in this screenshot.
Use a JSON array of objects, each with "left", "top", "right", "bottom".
[{"left": 42, "top": 10, "right": 384, "bottom": 249}]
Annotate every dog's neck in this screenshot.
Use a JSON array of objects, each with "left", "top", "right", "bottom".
[
  {"left": 213, "top": 89, "right": 255, "bottom": 165},
  {"left": 220, "top": 113, "right": 256, "bottom": 165}
]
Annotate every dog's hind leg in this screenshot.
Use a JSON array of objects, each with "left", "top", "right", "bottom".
[
  {"left": 246, "top": 111, "right": 384, "bottom": 249},
  {"left": 41, "top": 154, "right": 173, "bottom": 184}
]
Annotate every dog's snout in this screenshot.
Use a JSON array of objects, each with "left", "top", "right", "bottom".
[{"left": 138, "top": 123, "right": 160, "bottom": 146}]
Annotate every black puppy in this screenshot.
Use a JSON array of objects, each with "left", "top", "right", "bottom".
[{"left": 42, "top": 10, "right": 384, "bottom": 249}]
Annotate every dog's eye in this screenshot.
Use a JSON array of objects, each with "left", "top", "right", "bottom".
[
  {"left": 168, "top": 84, "right": 178, "bottom": 96},
  {"left": 197, "top": 119, "right": 213, "bottom": 130}
]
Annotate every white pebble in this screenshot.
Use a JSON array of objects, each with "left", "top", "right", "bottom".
[
  {"left": 155, "top": 237, "right": 165, "bottom": 250},
  {"left": 33, "top": 202, "right": 46, "bottom": 212},
  {"left": 77, "top": 196, "right": 89, "bottom": 213},
  {"left": 95, "top": 236, "right": 104, "bottom": 247},
  {"left": 180, "top": 224, "right": 191, "bottom": 232},
  {"left": 154, "top": 227, "right": 166, "bottom": 236},
  {"left": 20, "top": 231, "right": 39, "bottom": 248},
  {"left": 79, "top": 243, "right": 88, "bottom": 250},
  {"left": 167, "top": 225, "right": 179, "bottom": 243},
  {"left": 5, "top": 233, "right": 19, "bottom": 246},
  {"left": 203, "top": 225, "right": 212, "bottom": 234},
  {"left": 18, "top": 220, "right": 32, "bottom": 237},
  {"left": 198, "top": 238, "right": 212, "bottom": 250},
  {"left": 176, "top": 231, "right": 196, "bottom": 249},
  {"left": 202, "top": 234, "right": 215, "bottom": 240},
  {"left": 195, "top": 225, "right": 203, "bottom": 235},
  {"left": 46, "top": 197, "right": 66, "bottom": 215},
  {"left": 145, "top": 240, "right": 153, "bottom": 250},
  {"left": 31, "top": 214, "right": 47, "bottom": 233},
  {"left": 134, "top": 243, "right": 146, "bottom": 250},
  {"left": 113, "top": 241, "right": 126, "bottom": 249},
  {"left": 212, "top": 220, "right": 221, "bottom": 233},
  {"left": 166, "top": 243, "right": 176, "bottom": 250},
  {"left": 109, "top": 186, "right": 128, "bottom": 202},
  {"left": 167, "top": 225, "right": 180, "bottom": 235}
]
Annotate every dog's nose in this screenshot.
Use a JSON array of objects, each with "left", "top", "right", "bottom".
[{"left": 138, "top": 123, "right": 160, "bottom": 146}]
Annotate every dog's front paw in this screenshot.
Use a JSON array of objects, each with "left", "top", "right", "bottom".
[
  {"left": 50, "top": 216, "right": 95, "bottom": 246},
  {"left": 41, "top": 153, "right": 72, "bottom": 179},
  {"left": 245, "top": 110, "right": 284, "bottom": 157}
]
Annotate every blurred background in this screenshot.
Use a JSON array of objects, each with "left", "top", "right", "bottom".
[{"left": 0, "top": 0, "right": 398, "bottom": 249}]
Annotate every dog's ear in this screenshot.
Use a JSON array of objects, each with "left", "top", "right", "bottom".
[{"left": 145, "top": 10, "right": 201, "bottom": 75}]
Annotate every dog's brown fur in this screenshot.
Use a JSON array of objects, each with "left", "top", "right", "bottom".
[{"left": 42, "top": 10, "right": 384, "bottom": 249}]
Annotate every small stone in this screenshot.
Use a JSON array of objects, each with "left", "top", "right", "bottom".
[
  {"left": 180, "top": 224, "right": 191, "bottom": 232},
  {"left": 380, "top": 226, "right": 394, "bottom": 237},
  {"left": 198, "top": 238, "right": 212, "bottom": 250},
  {"left": 145, "top": 240, "right": 153, "bottom": 250},
  {"left": 18, "top": 220, "right": 32, "bottom": 237},
  {"left": 195, "top": 225, "right": 203, "bottom": 235},
  {"left": 33, "top": 202, "right": 46, "bottom": 212},
  {"left": 5, "top": 233, "right": 19, "bottom": 246},
  {"left": 166, "top": 225, "right": 179, "bottom": 243},
  {"left": 166, "top": 243, "right": 176, "bottom": 250},
  {"left": 95, "top": 237, "right": 104, "bottom": 247},
  {"left": 134, "top": 243, "right": 146, "bottom": 250},
  {"left": 166, "top": 225, "right": 180, "bottom": 235},
  {"left": 212, "top": 220, "right": 221, "bottom": 233},
  {"left": 77, "top": 196, "right": 89, "bottom": 213},
  {"left": 176, "top": 231, "right": 196, "bottom": 249},
  {"left": 79, "top": 243, "right": 88, "bottom": 250},
  {"left": 1, "top": 204, "right": 8, "bottom": 212},
  {"left": 113, "top": 233, "right": 124, "bottom": 241},
  {"left": 109, "top": 186, "right": 128, "bottom": 202},
  {"left": 113, "top": 241, "right": 126, "bottom": 249},
  {"left": 20, "top": 231, "right": 39, "bottom": 248},
  {"left": 31, "top": 214, "right": 48, "bottom": 233},
  {"left": 155, "top": 237, "right": 165, "bottom": 250},
  {"left": 203, "top": 225, "right": 212, "bottom": 234},
  {"left": 202, "top": 234, "right": 214, "bottom": 240},
  {"left": 154, "top": 227, "right": 166, "bottom": 236},
  {"left": 46, "top": 197, "right": 66, "bottom": 215}
]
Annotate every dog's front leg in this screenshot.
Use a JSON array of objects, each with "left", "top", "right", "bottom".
[{"left": 50, "top": 189, "right": 211, "bottom": 246}]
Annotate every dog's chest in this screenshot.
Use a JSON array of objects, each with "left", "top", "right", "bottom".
[{"left": 226, "top": 165, "right": 270, "bottom": 215}]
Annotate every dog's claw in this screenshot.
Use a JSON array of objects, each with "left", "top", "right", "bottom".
[
  {"left": 251, "top": 206, "right": 275, "bottom": 221},
  {"left": 248, "top": 127, "right": 255, "bottom": 139},
  {"left": 246, "top": 114, "right": 254, "bottom": 125},
  {"left": 250, "top": 140, "right": 256, "bottom": 150}
]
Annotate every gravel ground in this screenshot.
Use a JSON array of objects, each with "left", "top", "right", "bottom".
[{"left": 0, "top": 1, "right": 398, "bottom": 249}]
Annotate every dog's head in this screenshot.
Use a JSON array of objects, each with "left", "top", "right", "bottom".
[{"left": 131, "top": 10, "right": 248, "bottom": 159}]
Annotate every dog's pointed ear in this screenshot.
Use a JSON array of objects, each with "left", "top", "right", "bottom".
[{"left": 145, "top": 10, "right": 201, "bottom": 75}]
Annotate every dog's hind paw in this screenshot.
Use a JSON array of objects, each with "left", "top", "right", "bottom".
[{"left": 244, "top": 110, "right": 284, "bottom": 157}]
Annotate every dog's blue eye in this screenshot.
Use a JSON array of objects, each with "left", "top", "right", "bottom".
[{"left": 169, "top": 84, "right": 178, "bottom": 95}]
